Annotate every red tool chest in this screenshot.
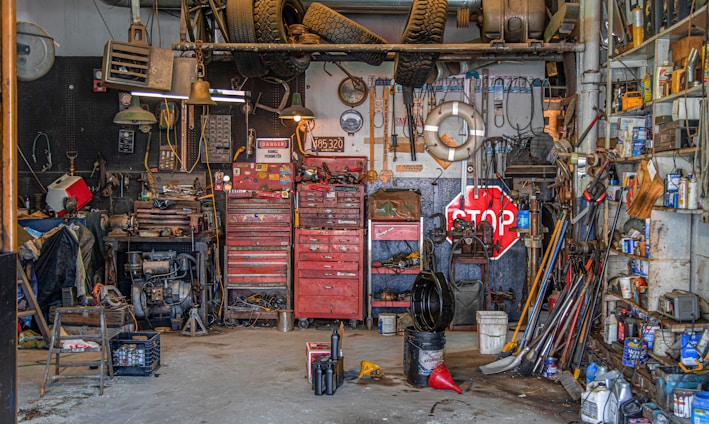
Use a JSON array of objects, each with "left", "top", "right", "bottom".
[
  {"left": 297, "top": 184, "right": 365, "bottom": 229},
  {"left": 294, "top": 228, "right": 364, "bottom": 327},
  {"left": 224, "top": 191, "right": 293, "bottom": 322}
]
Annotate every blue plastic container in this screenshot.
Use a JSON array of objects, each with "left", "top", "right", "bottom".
[{"left": 692, "top": 391, "right": 709, "bottom": 423}]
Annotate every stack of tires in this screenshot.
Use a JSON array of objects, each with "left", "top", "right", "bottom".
[{"left": 226, "top": 0, "right": 449, "bottom": 87}]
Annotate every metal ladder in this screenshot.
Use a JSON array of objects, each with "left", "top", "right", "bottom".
[
  {"left": 40, "top": 307, "right": 114, "bottom": 397},
  {"left": 17, "top": 260, "right": 50, "bottom": 344}
]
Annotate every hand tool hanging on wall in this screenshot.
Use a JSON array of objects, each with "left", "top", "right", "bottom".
[
  {"left": 403, "top": 86, "right": 417, "bottom": 161},
  {"left": 391, "top": 83, "right": 398, "bottom": 162},
  {"left": 367, "top": 85, "right": 378, "bottom": 183},
  {"left": 380, "top": 84, "right": 393, "bottom": 184}
]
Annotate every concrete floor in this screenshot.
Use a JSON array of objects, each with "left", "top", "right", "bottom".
[{"left": 17, "top": 324, "right": 580, "bottom": 423}]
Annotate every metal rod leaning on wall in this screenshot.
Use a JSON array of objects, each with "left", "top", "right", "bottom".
[{"left": 1, "top": 0, "right": 18, "bottom": 252}]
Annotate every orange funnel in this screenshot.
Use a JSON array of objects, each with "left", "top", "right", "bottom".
[{"left": 428, "top": 364, "right": 462, "bottom": 394}]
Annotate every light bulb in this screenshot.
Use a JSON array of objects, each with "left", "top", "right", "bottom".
[
  {"left": 223, "top": 175, "right": 231, "bottom": 182},
  {"left": 293, "top": 115, "right": 302, "bottom": 122}
]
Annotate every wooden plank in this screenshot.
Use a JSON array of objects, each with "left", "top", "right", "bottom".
[
  {"left": 48, "top": 306, "right": 128, "bottom": 327},
  {"left": 544, "top": 3, "right": 580, "bottom": 43}
]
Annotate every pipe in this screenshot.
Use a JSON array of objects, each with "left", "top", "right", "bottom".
[
  {"left": 577, "top": 0, "right": 601, "bottom": 155},
  {"left": 2, "top": 0, "right": 17, "bottom": 252},
  {"left": 100, "top": 0, "right": 482, "bottom": 13},
  {"left": 173, "top": 42, "right": 584, "bottom": 54}
]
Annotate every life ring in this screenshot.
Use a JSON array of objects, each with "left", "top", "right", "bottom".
[{"left": 423, "top": 101, "right": 485, "bottom": 162}]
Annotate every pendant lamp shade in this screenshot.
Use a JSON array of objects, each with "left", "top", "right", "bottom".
[{"left": 113, "top": 95, "right": 157, "bottom": 125}]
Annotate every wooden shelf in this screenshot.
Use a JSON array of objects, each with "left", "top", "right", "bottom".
[
  {"left": 605, "top": 4, "right": 707, "bottom": 67},
  {"left": 605, "top": 292, "right": 706, "bottom": 331},
  {"left": 652, "top": 206, "right": 703, "bottom": 214},
  {"left": 613, "top": 147, "right": 699, "bottom": 164},
  {"left": 610, "top": 247, "right": 650, "bottom": 261}
]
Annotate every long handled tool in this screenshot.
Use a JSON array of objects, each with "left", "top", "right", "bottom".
[
  {"left": 367, "top": 86, "right": 378, "bottom": 183},
  {"left": 391, "top": 83, "right": 398, "bottom": 162},
  {"left": 403, "top": 86, "right": 417, "bottom": 161},
  {"left": 518, "top": 217, "right": 568, "bottom": 351},
  {"left": 571, "top": 187, "right": 624, "bottom": 378},
  {"left": 499, "top": 212, "right": 565, "bottom": 355}
]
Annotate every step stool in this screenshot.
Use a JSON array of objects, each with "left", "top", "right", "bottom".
[{"left": 40, "top": 307, "right": 114, "bottom": 397}]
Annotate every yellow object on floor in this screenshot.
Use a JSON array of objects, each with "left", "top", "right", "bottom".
[{"left": 358, "top": 360, "right": 383, "bottom": 379}]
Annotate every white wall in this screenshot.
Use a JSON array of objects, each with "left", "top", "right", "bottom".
[{"left": 17, "top": 0, "right": 181, "bottom": 55}]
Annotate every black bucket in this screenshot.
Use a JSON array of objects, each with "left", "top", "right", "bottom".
[{"left": 403, "top": 326, "right": 446, "bottom": 387}]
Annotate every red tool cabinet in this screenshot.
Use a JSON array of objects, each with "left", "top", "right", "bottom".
[
  {"left": 223, "top": 192, "right": 293, "bottom": 322},
  {"left": 293, "top": 157, "right": 367, "bottom": 328},
  {"left": 294, "top": 228, "right": 365, "bottom": 328}
]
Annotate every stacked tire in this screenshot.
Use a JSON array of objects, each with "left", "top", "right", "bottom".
[
  {"left": 394, "top": 0, "right": 448, "bottom": 88},
  {"left": 302, "top": 2, "right": 388, "bottom": 66}
]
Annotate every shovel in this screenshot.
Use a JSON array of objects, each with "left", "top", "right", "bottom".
[
  {"left": 499, "top": 213, "right": 565, "bottom": 356},
  {"left": 480, "top": 346, "right": 530, "bottom": 375}
]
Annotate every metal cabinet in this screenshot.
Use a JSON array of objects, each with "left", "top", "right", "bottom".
[
  {"left": 294, "top": 228, "right": 365, "bottom": 328},
  {"left": 366, "top": 218, "right": 423, "bottom": 330},
  {"left": 223, "top": 193, "right": 293, "bottom": 322}
]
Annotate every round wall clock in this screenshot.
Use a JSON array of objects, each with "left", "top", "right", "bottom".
[{"left": 337, "top": 76, "right": 368, "bottom": 107}]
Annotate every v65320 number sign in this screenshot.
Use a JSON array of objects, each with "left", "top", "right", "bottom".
[{"left": 312, "top": 136, "right": 345, "bottom": 152}]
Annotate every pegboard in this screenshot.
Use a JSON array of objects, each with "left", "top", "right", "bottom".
[{"left": 17, "top": 57, "right": 305, "bottom": 205}]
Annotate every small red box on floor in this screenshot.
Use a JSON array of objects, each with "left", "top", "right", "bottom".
[{"left": 306, "top": 342, "right": 330, "bottom": 383}]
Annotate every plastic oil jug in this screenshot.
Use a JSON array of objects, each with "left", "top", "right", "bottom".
[
  {"left": 607, "top": 378, "right": 633, "bottom": 424},
  {"left": 580, "top": 384, "right": 611, "bottom": 424},
  {"left": 604, "top": 313, "right": 618, "bottom": 344}
]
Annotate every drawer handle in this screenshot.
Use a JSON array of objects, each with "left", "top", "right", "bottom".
[
  {"left": 323, "top": 265, "right": 334, "bottom": 268},
  {"left": 324, "top": 273, "right": 334, "bottom": 276},
  {"left": 323, "top": 285, "right": 333, "bottom": 289},
  {"left": 323, "top": 255, "right": 334, "bottom": 259}
]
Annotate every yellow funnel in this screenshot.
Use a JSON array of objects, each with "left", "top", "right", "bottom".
[{"left": 358, "top": 360, "right": 383, "bottom": 379}]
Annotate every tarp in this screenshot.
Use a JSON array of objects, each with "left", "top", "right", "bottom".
[{"left": 35, "top": 226, "right": 79, "bottom": 315}]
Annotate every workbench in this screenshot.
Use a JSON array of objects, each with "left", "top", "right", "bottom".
[{"left": 103, "top": 234, "right": 216, "bottom": 327}]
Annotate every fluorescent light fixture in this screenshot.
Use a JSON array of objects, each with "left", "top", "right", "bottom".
[
  {"left": 131, "top": 89, "right": 249, "bottom": 103},
  {"left": 131, "top": 91, "right": 187, "bottom": 100}
]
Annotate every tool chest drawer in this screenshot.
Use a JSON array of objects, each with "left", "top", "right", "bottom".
[
  {"left": 370, "top": 221, "right": 421, "bottom": 241},
  {"left": 294, "top": 228, "right": 364, "bottom": 322},
  {"left": 297, "top": 184, "right": 365, "bottom": 229}
]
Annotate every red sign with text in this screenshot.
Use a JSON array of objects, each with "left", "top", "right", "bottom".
[{"left": 445, "top": 185, "right": 519, "bottom": 259}]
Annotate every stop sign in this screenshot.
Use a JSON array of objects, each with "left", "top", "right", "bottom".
[{"left": 445, "top": 185, "right": 519, "bottom": 259}]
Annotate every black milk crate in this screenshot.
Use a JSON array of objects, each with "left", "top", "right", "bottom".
[{"left": 110, "top": 331, "right": 161, "bottom": 376}]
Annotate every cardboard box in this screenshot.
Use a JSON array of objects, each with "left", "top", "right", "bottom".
[
  {"left": 671, "top": 35, "right": 704, "bottom": 66},
  {"left": 306, "top": 342, "right": 331, "bottom": 383}
]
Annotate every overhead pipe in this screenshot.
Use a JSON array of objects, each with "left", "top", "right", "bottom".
[
  {"left": 100, "top": 0, "right": 481, "bottom": 13},
  {"left": 172, "top": 41, "right": 583, "bottom": 55}
]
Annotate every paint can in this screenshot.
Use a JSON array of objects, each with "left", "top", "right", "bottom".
[
  {"left": 692, "top": 391, "right": 709, "bottom": 423},
  {"left": 378, "top": 313, "right": 397, "bottom": 336},
  {"left": 653, "top": 329, "right": 674, "bottom": 357},
  {"left": 674, "top": 388, "right": 697, "bottom": 418},
  {"left": 403, "top": 327, "right": 445, "bottom": 387},
  {"left": 622, "top": 338, "right": 648, "bottom": 367},
  {"left": 543, "top": 357, "right": 558, "bottom": 379},
  {"left": 278, "top": 310, "right": 293, "bottom": 332}
]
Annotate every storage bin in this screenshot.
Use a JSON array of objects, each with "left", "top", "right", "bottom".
[
  {"left": 476, "top": 311, "right": 508, "bottom": 354},
  {"left": 110, "top": 331, "right": 161, "bottom": 376},
  {"left": 653, "top": 366, "right": 709, "bottom": 410}
]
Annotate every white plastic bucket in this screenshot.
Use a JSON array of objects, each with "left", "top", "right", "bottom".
[
  {"left": 378, "top": 313, "right": 397, "bottom": 336},
  {"left": 619, "top": 276, "right": 633, "bottom": 299},
  {"left": 476, "top": 311, "right": 508, "bottom": 354}
]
